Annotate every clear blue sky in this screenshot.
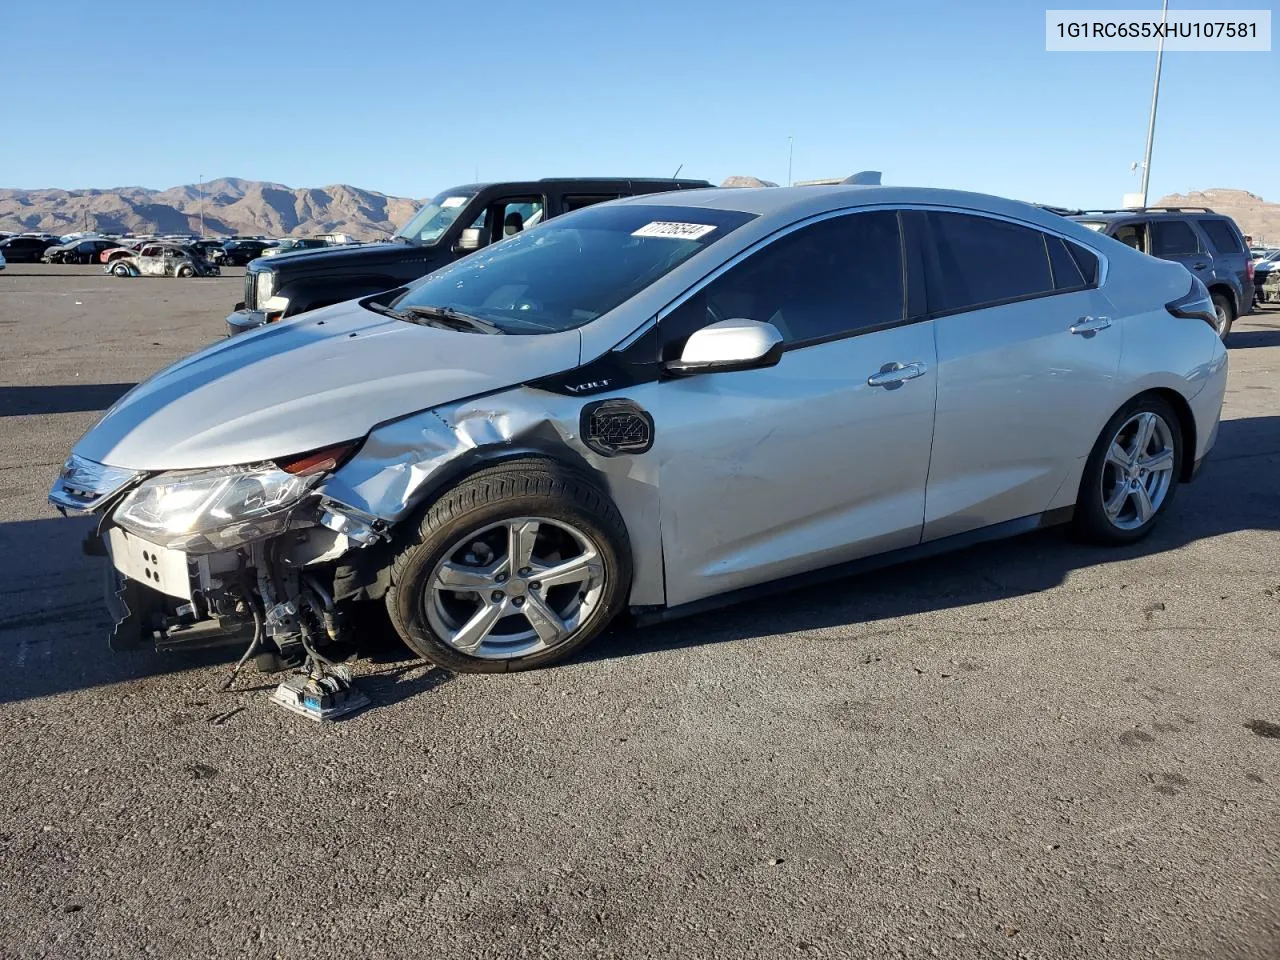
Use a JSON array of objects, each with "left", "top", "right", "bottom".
[{"left": 0, "top": 0, "right": 1273, "bottom": 208}]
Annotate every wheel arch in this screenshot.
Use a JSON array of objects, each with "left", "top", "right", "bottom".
[
  {"left": 1206, "top": 282, "right": 1237, "bottom": 317},
  {"left": 1120, "top": 386, "right": 1198, "bottom": 482}
]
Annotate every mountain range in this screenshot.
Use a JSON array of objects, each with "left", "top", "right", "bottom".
[
  {"left": 0, "top": 178, "right": 421, "bottom": 240},
  {"left": 1, "top": 178, "right": 1276, "bottom": 244}
]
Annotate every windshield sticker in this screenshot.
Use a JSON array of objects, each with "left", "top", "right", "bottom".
[
  {"left": 631, "top": 221, "right": 717, "bottom": 241},
  {"left": 441, "top": 197, "right": 468, "bottom": 209}
]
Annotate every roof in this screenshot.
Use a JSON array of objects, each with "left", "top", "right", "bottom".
[{"left": 611, "top": 185, "right": 1088, "bottom": 234}]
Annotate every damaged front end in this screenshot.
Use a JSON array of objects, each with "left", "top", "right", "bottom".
[
  {"left": 49, "top": 446, "right": 389, "bottom": 663},
  {"left": 48, "top": 385, "right": 664, "bottom": 663}
]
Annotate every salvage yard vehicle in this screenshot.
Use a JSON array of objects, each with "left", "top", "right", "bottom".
[
  {"left": 106, "top": 242, "right": 220, "bottom": 278},
  {"left": 259, "top": 237, "right": 330, "bottom": 258},
  {"left": 226, "top": 177, "right": 712, "bottom": 335},
  {"left": 0, "top": 235, "right": 57, "bottom": 262},
  {"left": 51, "top": 185, "right": 1227, "bottom": 677},
  {"left": 1255, "top": 253, "right": 1280, "bottom": 305},
  {"left": 217, "top": 238, "right": 277, "bottom": 265},
  {"left": 42, "top": 237, "right": 121, "bottom": 264}
]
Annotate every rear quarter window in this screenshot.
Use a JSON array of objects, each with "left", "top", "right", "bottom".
[{"left": 1197, "top": 219, "right": 1244, "bottom": 255}]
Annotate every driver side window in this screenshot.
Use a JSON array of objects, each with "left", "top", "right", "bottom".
[{"left": 660, "top": 211, "right": 905, "bottom": 359}]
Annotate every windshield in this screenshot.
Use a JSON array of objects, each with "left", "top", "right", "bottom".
[
  {"left": 394, "top": 189, "right": 479, "bottom": 244},
  {"left": 387, "top": 203, "right": 756, "bottom": 334}
]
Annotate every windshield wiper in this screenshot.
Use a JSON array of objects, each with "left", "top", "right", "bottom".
[{"left": 400, "top": 305, "right": 504, "bottom": 335}]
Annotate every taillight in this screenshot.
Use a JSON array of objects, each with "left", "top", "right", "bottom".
[
  {"left": 1165, "top": 281, "right": 1217, "bottom": 329},
  {"left": 1246, "top": 259, "right": 1255, "bottom": 282}
]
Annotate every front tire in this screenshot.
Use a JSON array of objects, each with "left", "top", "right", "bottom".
[
  {"left": 176, "top": 265, "right": 194, "bottom": 278},
  {"left": 386, "top": 459, "right": 632, "bottom": 672},
  {"left": 1073, "top": 395, "right": 1183, "bottom": 544}
]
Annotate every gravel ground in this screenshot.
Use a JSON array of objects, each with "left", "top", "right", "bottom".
[{"left": 1, "top": 264, "right": 1278, "bottom": 960}]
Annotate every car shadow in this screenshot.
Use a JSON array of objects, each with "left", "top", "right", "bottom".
[
  {"left": 0, "top": 383, "right": 136, "bottom": 418},
  {"left": 1230, "top": 328, "right": 1280, "bottom": 349},
  {"left": 3, "top": 415, "right": 1277, "bottom": 706}
]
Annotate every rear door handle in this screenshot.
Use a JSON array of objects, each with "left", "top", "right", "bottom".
[
  {"left": 867, "top": 361, "right": 928, "bottom": 387},
  {"left": 1069, "top": 315, "right": 1112, "bottom": 335}
]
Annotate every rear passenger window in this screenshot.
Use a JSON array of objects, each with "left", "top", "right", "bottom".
[
  {"left": 1046, "top": 236, "right": 1086, "bottom": 290},
  {"left": 1197, "top": 219, "right": 1243, "bottom": 254},
  {"left": 1150, "top": 220, "right": 1199, "bottom": 257},
  {"left": 1066, "top": 241, "right": 1099, "bottom": 285},
  {"left": 665, "top": 211, "right": 904, "bottom": 349},
  {"left": 926, "top": 212, "right": 1053, "bottom": 313}
]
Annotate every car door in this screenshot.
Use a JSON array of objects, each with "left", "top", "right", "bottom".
[
  {"left": 138, "top": 245, "right": 163, "bottom": 276},
  {"left": 916, "top": 210, "right": 1121, "bottom": 541},
  {"left": 653, "top": 209, "right": 938, "bottom": 607}
]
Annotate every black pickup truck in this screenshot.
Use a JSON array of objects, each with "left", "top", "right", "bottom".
[{"left": 226, "top": 177, "right": 711, "bottom": 335}]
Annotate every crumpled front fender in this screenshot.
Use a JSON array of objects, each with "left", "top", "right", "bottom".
[{"left": 320, "top": 387, "right": 664, "bottom": 606}]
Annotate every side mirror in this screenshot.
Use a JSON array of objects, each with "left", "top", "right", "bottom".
[
  {"left": 453, "top": 227, "right": 484, "bottom": 253},
  {"left": 666, "top": 318, "right": 784, "bottom": 376}
]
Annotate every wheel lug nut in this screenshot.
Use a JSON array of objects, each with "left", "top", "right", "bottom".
[
  {"left": 490, "top": 591, "right": 504, "bottom": 602},
  {"left": 530, "top": 582, "right": 541, "bottom": 591},
  {"left": 495, "top": 572, "right": 507, "bottom": 583},
  {"left": 518, "top": 567, "right": 532, "bottom": 576},
  {"left": 512, "top": 597, "right": 524, "bottom": 607}
]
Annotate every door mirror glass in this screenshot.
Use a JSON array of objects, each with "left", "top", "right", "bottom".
[
  {"left": 667, "top": 318, "right": 784, "bottom": 375},
  {"left": 454, "top": 227, "right": 484, "bottom": 253}
]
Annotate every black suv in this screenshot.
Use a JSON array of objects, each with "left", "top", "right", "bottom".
[
  {"left": 1065, "top": 206, "right": 1253, "bottom": 339},
  {"left": 227, "top": 177, "right": 711, "bottom": 335}
]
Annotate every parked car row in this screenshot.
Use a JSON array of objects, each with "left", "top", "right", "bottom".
[{"left": 0, "top": 231, "right": 346, "bottom": 268}]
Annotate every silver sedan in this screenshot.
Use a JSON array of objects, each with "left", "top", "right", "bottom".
[{"left": 51, "top": 185, "right": 1228, "bottom": 674}]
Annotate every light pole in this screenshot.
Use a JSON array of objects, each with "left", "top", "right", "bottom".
[
  {"left": 1138, "top": 0, "right": 1170, "bottom": 205},
  {"left": 787, "top": 136, "right": 794, "bottom": 187},
  {"left": 198, "top": 173, "right": 205, "bottom": 238}
]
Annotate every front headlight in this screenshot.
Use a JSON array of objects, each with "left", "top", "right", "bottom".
[
  {"left": 255, "top": 270, "right": 276, "bottom": 303},
  {"left": 114, "top": 464, "right": 319, "bottom": 554}
]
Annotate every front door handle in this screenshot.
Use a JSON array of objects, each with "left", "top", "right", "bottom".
[
  {"left": 1069, "top": 315, "right": 1112, "bottom": 335},
  {"left": 867, "top": 361, "right": 928, "bottom": 388},
  {"left": 1192, "top": 262, "right": 1208, "bottom": 270}
]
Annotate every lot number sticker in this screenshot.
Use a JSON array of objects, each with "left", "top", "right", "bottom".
[{"left": 632, "top": 221, "right": 717, "bottom": 240}]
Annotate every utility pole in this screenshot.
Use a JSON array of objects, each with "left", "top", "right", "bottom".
[
  {"left": 787, "top": 136, "right": 794, "bottom": 187},
  {"left": 198, "top": 173, "right": 205, "bottom": 238},
  {"left": 1138, "top": 0, "right": 1170, "bottom": 205}
]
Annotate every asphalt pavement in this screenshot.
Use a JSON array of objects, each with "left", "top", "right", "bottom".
[{"left": 1, "top": 265, "right": 1278, "bottom": 959}]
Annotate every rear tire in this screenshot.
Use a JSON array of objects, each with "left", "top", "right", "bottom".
[
  {"left": 176, "top": 265, "right": 194, "bottom": 278},
  {"left": 1211, "top": 293, "right": 1234, "bottom": 341},
  {"left": 1073, "top": 394, "right": 1184, "bottom": 545},
  {"left": 386, "top": 459, "right": 632, "bottom": 673}
]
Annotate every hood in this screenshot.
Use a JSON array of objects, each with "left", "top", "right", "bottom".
[
  {"left": 74, "top": 300, "right": 582, "bottom": 471},
  {"left": 253, "top": 240, "right": 435, "bottom": 271}
]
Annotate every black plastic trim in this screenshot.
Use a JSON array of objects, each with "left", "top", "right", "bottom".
[{"left": 633, "top": 508, "right": 1075, "bottom": 626}]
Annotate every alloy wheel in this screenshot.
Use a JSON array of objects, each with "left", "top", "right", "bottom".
[
  {"left": 424, "top": 517, "right": 605, "bottom": 660},
  {"left": 1100, "top": 411, "right": 1176, "bottom": 530}
]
